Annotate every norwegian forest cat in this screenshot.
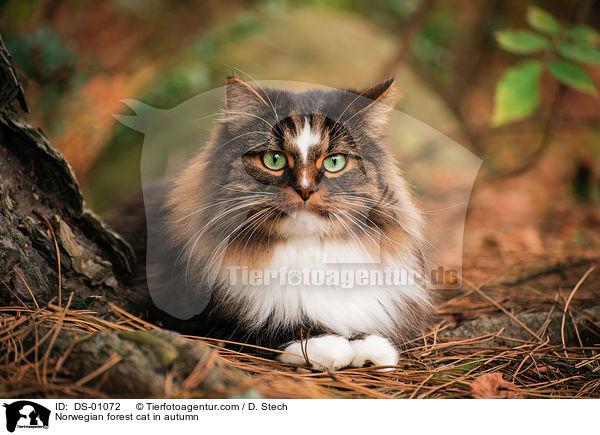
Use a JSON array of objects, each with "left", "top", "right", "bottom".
[{"left": 111, "top": 77, "right": 432, "bottom": 371}]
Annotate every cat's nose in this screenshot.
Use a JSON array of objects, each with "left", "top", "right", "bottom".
[{"left": 295, "top": 185, "right": 316, "bottom": 201}]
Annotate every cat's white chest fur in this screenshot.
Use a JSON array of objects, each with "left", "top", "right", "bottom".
[{"left": 222, "top": 212, "right": 427, "bottom": 339}]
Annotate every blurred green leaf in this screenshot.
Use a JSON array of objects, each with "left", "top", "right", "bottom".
[
  {"left": 229, "top": 12, "right": 263, "bottom": 40},
  {"left": 548, "top": 60, "right": 597, "bottom": 95},
  {"left": 492, "top": 60, "right": 542, "bottom": 126},
  {"left": 143, "top": 60, "right": 211, "bottom": 108},
  {"left": 558, "top": 41, "right": 600, "bottom": 65},
  {"left": 527, "top": 6, "right": 560, "bottom": 36},
  {"left": 566, "top": 25, "right": 600, "bottom": 47},
  {"left": 495, "top": 30, "right": 549, "bottom": 54},
  {"left": 5, "top": 27, "right": 75, "bottom": 82},
  {"left": 412, "top": 7, "right": 459, "bottom": 87},
  {"left": 194, "top": 33, "right": 219, "bottom": 59}
]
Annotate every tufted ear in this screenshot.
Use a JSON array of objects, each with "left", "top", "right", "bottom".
[
  {"left": 345, "top": 78, "right": 399, "bottom": 128},
  {"left": 347, "top": 78, "right": 397, "bottom": 104},
  {"left": 224, "top": 76, "right": 269, "bottom": 112}
]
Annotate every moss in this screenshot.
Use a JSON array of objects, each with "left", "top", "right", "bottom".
[{"left": 118, "top": 330, "right": 179, "bottom": 369}]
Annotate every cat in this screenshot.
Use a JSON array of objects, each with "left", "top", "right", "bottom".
[{"left": 110, "top": 77, "right": 432, "bottom": 371}]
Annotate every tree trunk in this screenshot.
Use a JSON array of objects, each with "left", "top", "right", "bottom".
[{"left": 0, "top": 34, "right": 144, "bottom": 315}]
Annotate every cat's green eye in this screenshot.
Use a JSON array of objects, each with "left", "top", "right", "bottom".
[
  {"left": 262, "top": 150, "right": 287, "bottom": 171},
  {"left": 322, "top": 153, "right": 347, "bottom": 173}
]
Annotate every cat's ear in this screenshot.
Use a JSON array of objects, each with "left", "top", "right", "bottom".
[
  {"left": 348, "top": 78, "right": 397, "bottom": 103},
  {"left": 346, "top": 78, "right": 399, "bottom": 127},
  {"left": 224, "top": 77, "right": 269, "bottom": 113}
]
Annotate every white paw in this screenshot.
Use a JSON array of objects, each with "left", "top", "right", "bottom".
[
  {"left": 349, "top": 335, "right": 399, "bottom": 370},
  {"left": 277, "top": 335, "right": 354, "bottom": 371}
]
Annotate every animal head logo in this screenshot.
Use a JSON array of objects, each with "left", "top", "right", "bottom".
[{"left": 3, "top": 401, "right": 50, "bottom": 432}]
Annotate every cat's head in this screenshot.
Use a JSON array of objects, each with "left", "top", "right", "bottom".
[{"left": 168, "top": 77, "right": 423, "bottom": 267}]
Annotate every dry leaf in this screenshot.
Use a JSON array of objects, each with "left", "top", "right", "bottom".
[{"left": 470, "top": 373, "right": 523, "bottom": 399}]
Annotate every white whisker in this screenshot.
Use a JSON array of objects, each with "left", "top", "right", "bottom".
[{"left": 166, "top": 194, "right": 268, "bottom": 223}]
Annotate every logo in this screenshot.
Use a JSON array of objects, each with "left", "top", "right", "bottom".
[{"left": 3, "top": 401, "right": 50, "bottom": 433}]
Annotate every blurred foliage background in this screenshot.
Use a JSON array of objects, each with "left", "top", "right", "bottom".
[{"left": 1, "top": 0, "right": 599, "bottom": 261}]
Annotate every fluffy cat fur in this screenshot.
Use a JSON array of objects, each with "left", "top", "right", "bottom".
[{"left": 110, "top": 77, "right": 432, "bottom": 370}]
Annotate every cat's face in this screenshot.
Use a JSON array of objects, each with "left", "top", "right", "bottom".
[
  {"left": 168, "top": 78, "right": 423, "bottom": 263},
  {"left": 238, "top": 111, "right": 381, "bottom": 238}
]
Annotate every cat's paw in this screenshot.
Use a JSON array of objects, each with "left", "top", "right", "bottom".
[
  {"left": 277, "top": 335, "right": 354, "bottom": 371},
  {"left": 349, "top": 335, "right": 399, "bottom": 370}
]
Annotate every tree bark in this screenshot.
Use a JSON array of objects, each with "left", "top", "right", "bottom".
[{"left": 0, "top": 34, "right": 144, "bottom": 314}]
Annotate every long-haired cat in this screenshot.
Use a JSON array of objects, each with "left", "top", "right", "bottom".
[{"left": 113, "top": 77, "right": 432, "bottom": 371}]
